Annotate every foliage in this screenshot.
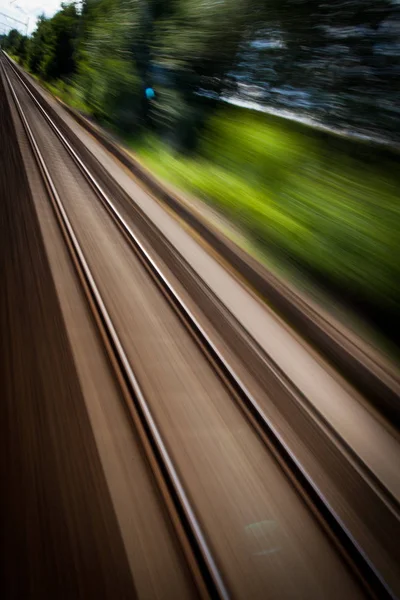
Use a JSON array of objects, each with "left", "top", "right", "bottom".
[
  {"left": 5, "top": 0, "right": 399, "bottom": 142},
  {"left": 135, "top": 107, "right": 400, "bottom": 333},
  {"left": 74, "top": 1, "right": 140, "bottom": 126},
  {"left": 234, "top": 1, "right": 400, "bottom": 142},
  {"left": 4, "top": 4, "right": 79, "bottom": 80},
  {"left": 2, "top": 29, "right": 23, "bottom": 54},
  {"left": 3, "top": 0, "right": 400, "bottom": 336}
]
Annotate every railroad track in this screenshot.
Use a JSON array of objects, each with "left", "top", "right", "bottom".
[
  {"left": 1, "top": 52, "right": 397, "bottom": 599},
  {"left": 57, "top": 73, "right": 400, "bottom": 427}
]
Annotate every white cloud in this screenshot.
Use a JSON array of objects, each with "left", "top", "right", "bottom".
[{"left": 0, "top": 0, "right": 62, "bottom": 35}]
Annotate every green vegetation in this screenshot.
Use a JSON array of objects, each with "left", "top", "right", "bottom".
[
  {"left": 2, "top": 0, "right": 399, "bottom": 340},
  {"left": 42, "top": 79, "right": 90, "bottom": 113},
  {"left": 134, "top": 108, "right": 400, "bottom": 333}
]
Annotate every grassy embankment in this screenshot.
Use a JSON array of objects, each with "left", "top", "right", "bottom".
[
  {"left": 16, "top": 62, "right": 400, "bottom": 343},
  {"left": 132, "top": 109, "right": 400, "bottom": 341}
]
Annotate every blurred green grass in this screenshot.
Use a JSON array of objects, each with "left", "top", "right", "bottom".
[
  {"left": 43, "top": 79, "right": 92, "bottom": 114},
  {"left": 22, "top": 60, "right": 399, "bottom": 337},
  {"left": 129, "top": 107, "right": 400, "bottom": 332}
]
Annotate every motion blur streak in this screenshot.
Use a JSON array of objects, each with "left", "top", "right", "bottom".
[{"left": 1, "top": 0, "right": 399, "bottom": 599}]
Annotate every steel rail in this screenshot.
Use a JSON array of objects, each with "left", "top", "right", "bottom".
[
  {"left": 1, "top": 56, "right": 230, "bottom": 600},
  {"left": 3, "top": 53, "right": 397, "bottom": 600}
]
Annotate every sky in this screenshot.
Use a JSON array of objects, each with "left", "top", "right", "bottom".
[{"left": 0, "top": 0, "right": 61, "bottom": 35}]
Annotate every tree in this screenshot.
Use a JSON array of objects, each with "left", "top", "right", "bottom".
[
  {"left": 22, "top": 0, "right": 400, "bottom": 143},
  {"left": 76, "top": 0, "right": 140, "bottom": 126},
  {"left": 139, "top": 0, "right": 276, "bottom": 148},
  {"left": 15, "top": 35, "right": 30, "bottom": 65},
  {"left": 230, "top": 0, "right": 400, "bottom": 141},
  {"left": 28, "top": 4, "right": 79, "bottom": 80},
  {"left": 3, "top": 29, "right": 23, "bottom": 54},
  {"left": 28, "top": 15, "right": 52, "bottom": 76},
  {"left": 45, "top": 2, "right": 79, "bottom": 79}
]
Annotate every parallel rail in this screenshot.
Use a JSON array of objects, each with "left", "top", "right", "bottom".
[
  {"left": 1, "top": 56, "right": 229, "bottom": 600},
  {"left": 2, "top": 53, "right": 396, "bottom": 600},
  {"left": 49, "top": 69, "right": 400, "bottom": 427}
]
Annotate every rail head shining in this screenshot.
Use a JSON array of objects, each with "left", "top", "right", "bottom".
[
  {"left": 1, "top": 55, "right": 230, "bottom": 600},
  {"left": 3, "top": 53, "right": 397, "bottom": 600}
]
